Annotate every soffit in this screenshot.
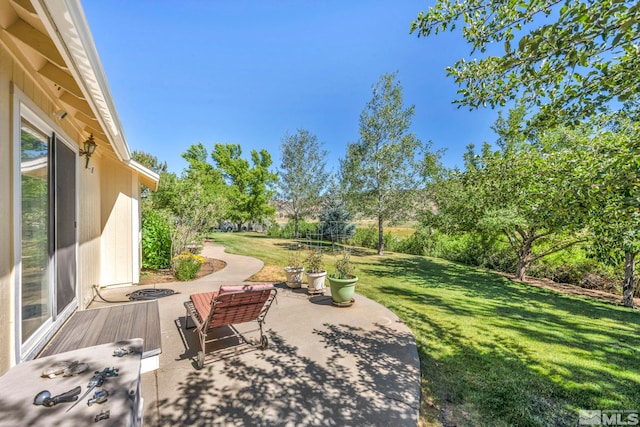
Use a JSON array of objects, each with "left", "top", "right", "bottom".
[
  {"left": 0, "top": 0, "right": 159, "bottom": 189},
  {"left": 0, "top": 0, "right": 111, "bottom": 155}
]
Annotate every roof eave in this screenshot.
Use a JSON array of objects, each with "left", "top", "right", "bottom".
[
  {"left": 32, "top": 0, "right": 130, "bottom": 162},
  {"left": 128, "top": 159, "right": 160, "bottom": 191}
]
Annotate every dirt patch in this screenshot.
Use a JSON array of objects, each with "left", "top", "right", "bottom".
[
  {"left": 138, "top": 258, "right": 227, "bottom": 285},
  {"left": 246, "top": 264, "right": 286, "bottom": 282}
]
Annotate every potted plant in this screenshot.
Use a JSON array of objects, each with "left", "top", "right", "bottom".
[
  {"left": 284, "top": 250, "right": 304, "bottom": 288},
  {"left": 304, "top": 250, "right": 327, "bottom": 294},
  {"left": 327, "top": 250, "right": 358, "bottom": 306}
]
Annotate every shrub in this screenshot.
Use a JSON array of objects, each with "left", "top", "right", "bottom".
[
  {"left": 528, "top": 250, "right": 621, "bottom": 292},
  {"left": 352, "top": 226, "right": 378, "bottom": 249},
  {"left": 268, "top": 219, "right": 317, "bottom": 238},
  {"left": 395, "top": 229, "right": 432, "bottom": 255},
  {"left": 141, "top": 209, "right": 172, "bottom": 270},
  {"left": 172, "top": 252, "right": 205, "bottom": 281},
  {"left": 383, "top": 232, "right": 400, "bottom": 252}
]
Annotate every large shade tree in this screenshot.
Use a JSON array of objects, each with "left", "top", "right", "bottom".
[
  {"left": 211, "top": 143, "right": 277, "bottom": 229},
  {"left": 411, "top": 1, "right": 640, "bottom": 304},
  {"left": 425, "top": 107, "right": 587, "bottom": 280},
  {"left": 278, "top": 129, "right": 330, "bottom": 238},
  {"left": 340, "top": 72, "right": 440, "bottom": 255},
  {"left": 411, "top": 0, "right": 640, "bottom": 123},
  {"left": 567, "top": 113, "right": 640, "bottom": 307}
]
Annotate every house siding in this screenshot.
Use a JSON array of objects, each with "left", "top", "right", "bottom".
[
  {"left": 0, "top": 37, "right": 145, "bottom": 374},
  {"left": 0, "top": 35, "right": 15, "bottom": 375},
  {"left": 77, "top": 153, "right": 102, "bottom": 308},
  {"left": 99, "top": 158, "right": 135, "bottom": 287}
]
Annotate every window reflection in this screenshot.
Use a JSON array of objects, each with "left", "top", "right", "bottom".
[{"left": 20, "top": 120, "right": 50, "bottom": 342}]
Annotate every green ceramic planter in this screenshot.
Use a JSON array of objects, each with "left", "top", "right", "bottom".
[{"left": 327, "top": 276, "right": 358, "bottom": 305}]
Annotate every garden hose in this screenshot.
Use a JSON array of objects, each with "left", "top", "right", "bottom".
[{"left": 92, "top": 285, "right": 176, "bottom": 303}]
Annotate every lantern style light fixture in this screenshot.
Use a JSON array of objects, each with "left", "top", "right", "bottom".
[{"left": 79, "top": 133, "right": 97, "bottom": 169}]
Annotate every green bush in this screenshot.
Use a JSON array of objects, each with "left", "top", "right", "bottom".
[
  {"left": 395, "top": 229, "right": 434, "bottom": 255},
  {"left": 352, "top": 226, "right": 378, "bottom": 249},
  {"left": 383, "top": 232, "right": 400, "bottom": 251},
  {"left": 267, "top": 219, "right": 318, "bottom": 238},
  {"left": 426, "top": 232, "right": 515, "bottom": 272},
  {"left": 141, "top": 209, "right": 172, "bottom": 270},
  {"left": 528, "top": 249, "right": 620, "bottom": 292},
  {"left": 172, "top": 252, "right": 204, "bottom": 281}
]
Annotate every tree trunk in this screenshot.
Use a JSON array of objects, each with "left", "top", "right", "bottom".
[
  {"left": 294, "top": 214, "right": 299, "bottom": 239},
  {"left": 622, "top": 251, "right": 636, "bottom": 308},
  {"left": 514, "top": 236, "right": 534, "bottom": 281},
  {"left": 378, "top": 215, "right": 384, "bottom": 255}
]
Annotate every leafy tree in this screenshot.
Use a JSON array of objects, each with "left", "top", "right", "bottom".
[
  {"left": 425, "top": 107, "right": 586, "bottom": 280},
  {"left": 168, "top": 179, "right": 222, "bottom": 256},
  {"left": 211, "top": 143, "right": 277, "bottom": 229},
  {"left": 144, "top": 144, "right": 229, "bottom": 259},
  {"left": 340, "top": 72, "right": 440, "bottom": 255},
  {"left": 181, "top": 143, "right": 228, "bottom": 218},
  {"left": 131, "top": 150, "right": 168, "bottom": 173},
  {"left": 411, "top": 0, "right": 640, "bottom": 124},
  {"left": 131, "top": 150, "right": 167, "bottom": 200},
  {"left": 278, "top": 129, "right": 330, "bottom": 238},
  {"left": 151, "top": 172, "right": 180, "bottom": 211},
  {"left": 567, "top": 113, "right": 640, "bottom": 307}
]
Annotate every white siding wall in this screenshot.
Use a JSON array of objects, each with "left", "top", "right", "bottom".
[
  {"left": 0, "top": 38, "right": 15, "bottom": 374},
  {"left": 100, "top": 160, "right": 134, "bottom": 286},
  {"left": 0, "top": 40, "right": 144, "bottom": 374}
]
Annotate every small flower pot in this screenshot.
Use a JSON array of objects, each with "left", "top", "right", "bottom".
[
  {"left": 284, "top": 266, "right": 304, "bottom": 288},
  {"left": 306, "top": 270, "right": 327, "bottom": 294}
]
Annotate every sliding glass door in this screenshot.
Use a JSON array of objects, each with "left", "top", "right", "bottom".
[{"left": 17, "top": 108, "right": 78, "bottom": 358}]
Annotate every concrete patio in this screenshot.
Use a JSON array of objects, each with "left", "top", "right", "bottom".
[{"left": 90, "top": 244, "right": 420, "bottom": 426}]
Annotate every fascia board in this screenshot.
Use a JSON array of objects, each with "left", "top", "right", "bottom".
[{"left": 128, "top": 159, "right": 160, "bottom": 191}]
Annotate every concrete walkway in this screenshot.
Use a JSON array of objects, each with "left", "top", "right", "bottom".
[{"left": 93, "top": 244, "right": 420, "bottom": 426}]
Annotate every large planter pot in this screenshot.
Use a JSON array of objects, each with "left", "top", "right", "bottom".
[
  {"left": 306, "top": 270, "right": 327, "bottom": 294},
  {"left": 327, "top": 275, "right": 358, "bottom": 306},
  {"left": 284, "top": 266, "right": 304, "bottom": 288}
]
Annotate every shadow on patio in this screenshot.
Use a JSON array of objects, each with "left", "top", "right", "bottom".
[
  {"left": 153, "top": 321, "right": 418, "bottom": 426},
  {"left": 92, "top": 245, "right": 420, "bottom": 426}
]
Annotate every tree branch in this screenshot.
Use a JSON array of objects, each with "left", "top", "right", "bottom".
[{"left": 530, "top": 238, "right": 588, "bottom": 262}]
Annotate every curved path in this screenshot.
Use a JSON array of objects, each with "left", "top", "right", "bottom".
[
  {"left": 103, "top": 243, "right": 421, "bottom": 426},
  {"left": 195, "top": 243, "right": 264, "bottom": 284}
]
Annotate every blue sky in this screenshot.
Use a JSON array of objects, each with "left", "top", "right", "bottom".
[{"left": 82, "top": 1, "right": 501, "bottom": 175}]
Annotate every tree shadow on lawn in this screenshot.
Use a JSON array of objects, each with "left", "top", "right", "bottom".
[
  {"left": 363, "top": 256, "right": 640, "bottom": 425},
  {"left": 385, "top": 297, "right": 558, "bottom": 425},
  {"left": 154, "top": 324, "right": 419, "bottom": 427},
  {"left": 367, "top": 255, "right": 638, "bottom": 328}
]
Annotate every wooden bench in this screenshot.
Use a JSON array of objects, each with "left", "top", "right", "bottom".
[{"left": 38, "top": 300, "right": 161, "bottom": 373}]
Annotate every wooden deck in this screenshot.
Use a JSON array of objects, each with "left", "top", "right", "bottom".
[{"left": 38, "top": 300, "right": 161, "bottom": 359}]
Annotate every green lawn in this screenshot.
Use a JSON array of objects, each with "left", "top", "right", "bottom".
[{"left": 210, "top": 232, "right": 640, "bottom": 426}]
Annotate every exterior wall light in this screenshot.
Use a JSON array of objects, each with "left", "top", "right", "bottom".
[{"left": 79, "top": 134, "right": 97, "bottom": 169}]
